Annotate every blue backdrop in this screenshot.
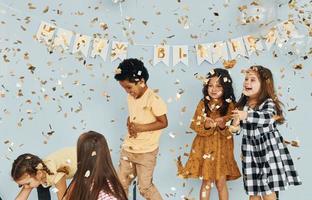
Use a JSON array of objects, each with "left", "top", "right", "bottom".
[{"left": 0, "top": 0, "right": 311, "bottom": 199}]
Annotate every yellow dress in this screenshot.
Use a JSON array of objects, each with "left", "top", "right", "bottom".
[{"left": 177, "top": 100, "right": 241, "bottom": 181}]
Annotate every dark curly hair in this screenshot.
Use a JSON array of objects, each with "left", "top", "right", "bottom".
[
  {"left": 202, "top": 68, "right": 236, "bottom": 116},
  {"left": 114, "top": 58, "right": 149, "bottom": 83}
]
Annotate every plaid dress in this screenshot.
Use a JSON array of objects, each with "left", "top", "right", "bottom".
[
  {"left": 97, "top": 190, "right": 117, "bottom": 200},
  {"left": 240, "top": 98, "right": 301, "bottom": 196}
]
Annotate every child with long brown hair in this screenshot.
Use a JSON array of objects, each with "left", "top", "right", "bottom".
[
  {"left": 177, "top": 68, "right": 241, "bottom": 200},
  {"left": 11, "top": 147, "right": 76, "bottom": 200},
  {"left": 64, "top": 131, "right": 128, "bottom": 200},
  {"left": 232, "top": 65, "right": 301, "bottom": 200}
]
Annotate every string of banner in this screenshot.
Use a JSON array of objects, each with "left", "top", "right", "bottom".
[{"left": 36, "top": 19, "right": 302, "bottom": 66}]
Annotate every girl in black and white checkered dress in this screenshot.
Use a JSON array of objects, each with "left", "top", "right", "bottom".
[{"left": 232, "top": 66, "right": 301, "bottom": 200}]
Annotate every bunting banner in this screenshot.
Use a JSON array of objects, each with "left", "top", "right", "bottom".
[
  {"left": 227, "top": 37, "right": 247, "bottom": 59},
  {"left": 196, "top": 43, "right": 212, "bottom": 65},
  {"left": 90, "top": 38, "right": 109, "bottom": 61},
  {"left": 243, "top": 35, "right": 265, "bottom": 56},
  {"left": 276, "top": 20, "right": 301, "bottom": 47},
  {"left": 35, "top": 19, "right": 304, "bottom": 66},
  {"left": 36, "top": 21, "right": 56, "bottom": 44},
  {"left": 53, "top": 28, "right": 73, "bottom": 50},
  {"left": 172, "top": 45, "right": 188, "bottom": 66},
  {"left": 72, "top": 34, "right": 91, "bottom": 57},
  {"left": 154, "top": 45, "right": 170, "bottom": 66},
  {"left": 111, "top": 41, "right": 128, "bottom": 61},
  {"left": 264, "top": 27, "right": 279, "bottom": 50},
  {"left": 210, "top": 41, "right": 229, "bottom": 64}
]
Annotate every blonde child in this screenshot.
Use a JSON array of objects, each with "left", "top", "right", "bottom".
[{"left": 178, "top": 68, "right": 241, "bottom": 200}]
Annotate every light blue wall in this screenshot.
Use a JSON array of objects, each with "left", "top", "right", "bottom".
[{"left": 0, "top": 0, "right": 311, "bottom": 199}]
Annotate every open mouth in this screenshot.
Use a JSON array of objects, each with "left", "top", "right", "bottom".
[{"left": 244, "top": 87, "right": 252, "bottom": 91}]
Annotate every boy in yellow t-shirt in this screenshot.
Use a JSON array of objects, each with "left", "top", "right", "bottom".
[{"left": 114, "top": 58, "right": 168, "bottom": 200}]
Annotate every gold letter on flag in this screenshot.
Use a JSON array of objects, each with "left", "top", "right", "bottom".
[
  {"left": 111, "top": 41, "right": 128, "bottom": 61},
  {"left": 153, "top": 45, "right": 169, "bottom": 66},
  {"left": 173, "top": 46, "right": 188, "bottom": 66}
]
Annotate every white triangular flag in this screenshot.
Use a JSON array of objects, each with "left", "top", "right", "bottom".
[
  {"left": 72, "top": 34, "right": 91, "bottom": 57},
  {"left": 243, "top": 35, "right": 265, "bottom": 56},
  {"left": 90, "top": 38, "right": 109, "bottom": 61},
  {"left": 172, "top": 45, "right": 188, "bottom": 66},
  {"left": 111, "top": 41, "right": 128, "bottom": 61},
  {"left": 153, "top": 45, "right": 169, "bottom": 66},
  {"left": 210, "top": 41, "right": 229, "bottom": 64},
  {"left": 53, "top": 28, "right": 73, "bottom": 50},
  {"left": 36, "top": 21, "right": 56, "bottom": 44},
  {"left": 196, "top": 44, "right": 212, "bottom": 65},
  {"left": 264, "top": 27, "right": 279, "bottom": 50},
  {"left": 227, "top": 37, "right": 247, "bottom": 59},
  {"left": 276, "top": 20, "right": 302, "bottom": 47}
]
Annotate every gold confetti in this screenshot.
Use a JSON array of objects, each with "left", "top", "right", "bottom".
[
  {"left": 223, "top": 59, "right": 237, "bottom": 69},
  {"left": 293, "top": 64, "right": 303, "bottom": 70},
  {"left": 43, "top": 6, "right": 49, "bottom": 13}
]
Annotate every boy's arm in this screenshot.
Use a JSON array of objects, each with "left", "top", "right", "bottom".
[
  {"left": 15, "top": 187, "right": 32, "bottom": 200},
  {"left": 134, "top": 114, "right": 168, "bottom": 132},
  {"left": 55, "top": 175, "right": 67, "bottom": 200}
]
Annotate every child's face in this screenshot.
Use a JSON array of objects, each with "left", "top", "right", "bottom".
[
  {"left": 207, "top": 76, "right": 223, "bottom": 100},
  {"left": 15, "top": 173, "right": 41, "bottom": 189},
  {"left": 119, "top": 79, "right": 146, "bottom": 99},
  {"left": 243, "top": 71, "right": 261, "bottom": 98}
]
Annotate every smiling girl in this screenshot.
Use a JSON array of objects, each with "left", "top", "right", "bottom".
[
  {"left": 232, "top": 65, "right": 301, "bottom": 200},
  {"left": 177, "top": 68, "right": 241, "bottom": 200}
]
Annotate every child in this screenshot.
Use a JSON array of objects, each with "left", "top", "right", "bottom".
[
  {"left": 232, "top": 65, "right": 301, "bottom": 200},
  {"left": 64, "top": 131, "right": 128, "bottom": 200},
  {"left": 177, "top": 68, "right": 241, "bottom": 200},
  {"left": 114, "top": 58, "right": 168, "bottom": 200},
  {"left": 11, "top": 147, "right": 76, "bottom": 200}
]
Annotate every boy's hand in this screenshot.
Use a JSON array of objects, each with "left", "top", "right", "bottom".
[
  {"left": 215, "top": 117, "right": 226, "bottom": 129},
  {"left": 127, "top": 117, "right": 137, "bottom": 138},
  {"left": 128, "top": 122, "right": 140, "bottom": 138},
  {"left": 127, "top": 117, "right": 130, "bottom": 127},
  {"left": 204, "top": 117, "right": 216, "bottom": 128},
  {"left": 232, "top": 109, "right": 248, "bottom": 121},
  {"left": 127, "top": 117, "right": 134, "bottom": 138}
]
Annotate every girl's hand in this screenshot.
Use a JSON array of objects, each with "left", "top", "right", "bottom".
[
  {"left": 232, "top": 115, "right": 240, "bottom": 126},
  {"left": 215, "top": 117, "right": 226, "bottom": 129},
  {"left": 204, "top": 117, "right": 215, "bottom": 129},
  {"left": 232, "top": 109, "right": 248, "bottom": 121}
]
